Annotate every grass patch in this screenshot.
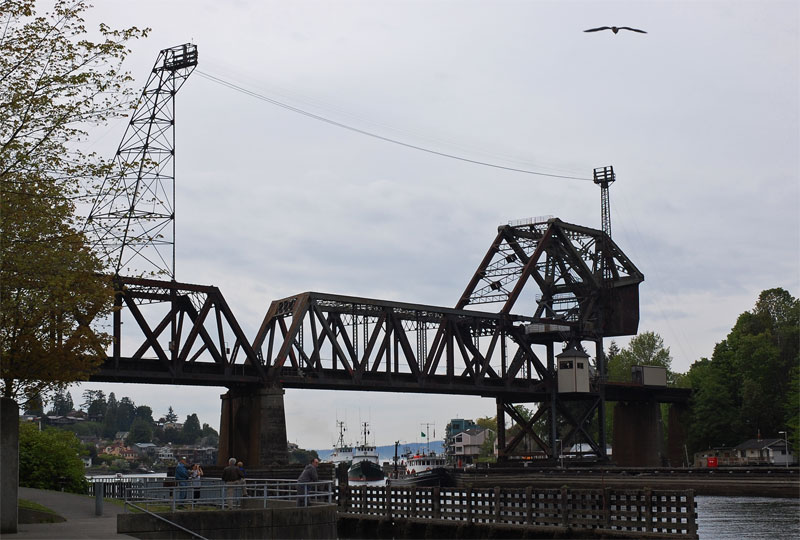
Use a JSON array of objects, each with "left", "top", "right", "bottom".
[{"left": 18, "top": 499, "right": 65, "bottom": 524}]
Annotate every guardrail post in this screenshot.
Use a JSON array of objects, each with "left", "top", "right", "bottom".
[
  {"left": 560, "top": 486, "right": 569, "bottom": 528},
  {"left": 525, "top": 486, "right": 532, "bottom": 525},
  {"left": 603, "top": 487, "right": 611, "bottom": 528},
  {"left": 410, "top": 487, "right": 417, "bottom": 518},
  {"left": 466, "top": 487, "right": 473, "bottom": 524},
  {"left": 644, "top": 488, "right": 653, "bottom": 533},
  {"left": 686, "top": 490, "right": 697, "bottom": 539},
  {"left": 94, "top": 482, "right": 104, "bottom": 516},
  {"left": 494, "top": 487, "right": 501, "bottom": 523},
  {"left": 385, "top": 485, "right": 391, "bottom": 518}
]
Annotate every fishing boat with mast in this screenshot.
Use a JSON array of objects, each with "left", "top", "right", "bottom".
[
  {"left": 347, "top": 422, "right": 384, "bottom": 482},
  {"left": 328, "top": 420, "right": 353, "bottom": 466}
]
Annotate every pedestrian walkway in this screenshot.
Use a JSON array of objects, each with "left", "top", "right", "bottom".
[{"left": 8, "top": 487, "right": 132, "bottom": 539}]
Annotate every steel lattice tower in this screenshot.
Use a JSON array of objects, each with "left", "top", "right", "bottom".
[
  {"left": 86, "top": 44, "right": 198, "bottom": 278},
  {"left": 593, "top": 165, "right": 616, "bottom": 283}
]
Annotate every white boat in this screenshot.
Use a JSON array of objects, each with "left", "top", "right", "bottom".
[
  {"left": 329, "top": 420, "right": 353, "bottom": 466},
  {"left": 405, "top": 451, "right": 446, "bottom": 476}
]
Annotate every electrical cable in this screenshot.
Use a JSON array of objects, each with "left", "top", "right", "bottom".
[{"left": 196, "top": 70, "right": 592, "bottom": 182}]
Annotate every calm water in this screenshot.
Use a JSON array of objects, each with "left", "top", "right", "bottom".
[{"left": 696, "top": 496, "right": 799, "bottom": 539}]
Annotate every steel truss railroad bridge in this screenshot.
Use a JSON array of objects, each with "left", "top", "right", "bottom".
[
  {"left": 93, "top": 217, "right": 689, "bottom": 466},
  {"left": 84, "top": 44, "right": 688, "bottom": 467}
]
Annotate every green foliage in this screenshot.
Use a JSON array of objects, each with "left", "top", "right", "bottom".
[
  {"left": 102, "top": 392, "right": 118, "bottom": 438},
  {"left": 0, "top": 0, "right": 146, "bottom": 402},
  {"left": 608, "top": 331, "right": 673, "bottom": 383},
  {"left": 182, "top": 413, "right": 202, "bottom": 444},
  {"left": 289, "top": 448, "right": 320, "bottom": 465},
  {"left": 164, "top": 406, "right": 178, "bottom": 423},
  {"left": 48, "top": 388, "right": 74, "bottom": 416},
  {"left": 685, "top": 288, "right": 799, "bottom": 453},
  {"left": 81, "top": 389, "right": 106, "bottom": 420},
  {"left": 19, "top": 422, "right": 88, "bottom": 493},
  {"left": 126, "top": 417, "right": 153, "bottom": 445},
  {"left": 116, "top": 397, "right": 136, "bottom": 432}
]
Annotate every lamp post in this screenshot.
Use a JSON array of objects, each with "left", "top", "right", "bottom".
[{"left": 778, "top": 431, "right": 789, "bottom": 468}]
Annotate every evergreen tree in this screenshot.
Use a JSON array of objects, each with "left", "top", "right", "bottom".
[
  {"left": 102, "top": 392, "right": 118, "bottom": 438},
  {"left": 81, "top": 389, "right": 106, "bottom": 421},
  {"left": 48, "top": 388, "right": 74, "bottom": 415},
  {"left": 116, "top": 397, "right": 136, "bottom": 432},
  {"left": 164, "top": 406, "right": 178, "bottom": 423},
  {"left": 182, "top": 413, "right": 202, "bottom": 444}
]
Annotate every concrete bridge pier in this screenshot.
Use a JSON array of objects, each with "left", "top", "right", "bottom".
[
  {"left": 613, "top": 400, "right": 664, "bottom": 467},
  {"left": 218, "top": 385, "right": 288, "bottom": 467}
]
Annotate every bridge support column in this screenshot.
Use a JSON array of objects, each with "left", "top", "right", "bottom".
[
  {"left": 612, "top": 400, "right": 663, "bottom": 467},
  {"left": 667, "top": 403, "right": 690, "bottom": 467},
  {"left": 218, "top": 385, "right": 288, "bottom": 467}
]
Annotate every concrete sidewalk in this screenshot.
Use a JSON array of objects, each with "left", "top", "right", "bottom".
[{"left": 8, "top": 487, "right": 132, "bottom": 539}]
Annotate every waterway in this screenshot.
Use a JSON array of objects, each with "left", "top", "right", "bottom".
[{"left": 696, "top": 495, "right": 799, "bottom": 539}]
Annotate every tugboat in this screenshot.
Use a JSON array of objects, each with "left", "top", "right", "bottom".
[
  {"left": 388, "top": 450, "right": 450, "bottom": 487},
  {"left": 347, "top": 422, "right": 384, "bottom": 482}
]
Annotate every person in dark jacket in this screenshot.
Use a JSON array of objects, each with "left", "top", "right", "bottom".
[
  {"left": 175, "top": 458, "right": 190, "bottom": 502},
  {"left": 296, "top": 458, "right": 319, "bottom": 506},
  {"left": 221, "top": 457, "right": 244, "bottom": 508}
]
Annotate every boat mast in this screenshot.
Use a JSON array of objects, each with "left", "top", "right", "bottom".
[{"left": 361, "top": 422, "right": 370, "bottom": 447}]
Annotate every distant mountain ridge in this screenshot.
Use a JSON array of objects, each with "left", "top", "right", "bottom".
[{"left": 315, "top": 441, "right": 444, "bottom": 463}]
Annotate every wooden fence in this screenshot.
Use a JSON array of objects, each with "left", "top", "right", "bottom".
[{"left": 340, "top": 485, "right": 697, "bottom": 539}]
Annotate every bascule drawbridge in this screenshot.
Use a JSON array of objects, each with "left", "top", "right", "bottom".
[{"left": 84, "top": 44, "right": 688, "bottom": 468}]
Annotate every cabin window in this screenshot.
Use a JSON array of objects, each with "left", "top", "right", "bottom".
[
  {"left": 577, "top": 362, "right": 584, "bottom": 369},
  {"left": 560, "top": 360, "right": 573, "bottom": 369}
]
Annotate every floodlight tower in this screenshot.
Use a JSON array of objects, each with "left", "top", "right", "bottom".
[
  {"left": 86, "top": 44, "right": 198, "bottom": 279},
  {"left": 593, "top": 165, "right": 616, "bottom": 283}
]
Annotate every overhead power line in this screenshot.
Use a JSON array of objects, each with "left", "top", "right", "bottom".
[{"left": 196, "top": 70, "right": 592, "bottom": 182}]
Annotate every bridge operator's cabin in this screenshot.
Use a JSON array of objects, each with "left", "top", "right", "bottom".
[{"left": 556, "top": 346, "right": 590, "bottom": 393}]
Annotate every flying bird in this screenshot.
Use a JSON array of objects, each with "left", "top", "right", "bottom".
[{"left": 584, "top": 26, "right": 647, "bottom": 34}]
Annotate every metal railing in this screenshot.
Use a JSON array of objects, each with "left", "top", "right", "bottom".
[{"left": 121, "top": 478, "right": 334, "bottom": 513}]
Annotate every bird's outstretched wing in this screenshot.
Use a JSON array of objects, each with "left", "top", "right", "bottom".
[
  {"left": 584, "top": 27, "right": 612, "bottom": 32},
  {"left": 618, "top": 27, "right": 647, "bottom": 33}
]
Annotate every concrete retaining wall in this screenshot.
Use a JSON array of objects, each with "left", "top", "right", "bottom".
[{"left": 117, "top": 503, "right": 336, "bottom": 539}]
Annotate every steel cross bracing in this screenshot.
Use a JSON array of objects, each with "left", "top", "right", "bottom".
[
  {"left": 85, "top": 44, "right": 198, "bottom": 279},
  {"left": 457, "top": 218, "right": 643, "bottom": 337}
]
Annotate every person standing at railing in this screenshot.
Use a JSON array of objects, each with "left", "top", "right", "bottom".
[
  {"left": 296, "top": 458, "right": 319, "bottom": 507},
  {"left": 236, "top": 461, "right": 246, "bottom": 499},
  {"left": 175, "top": 458, "right": 190, "bottom": 503},
  {"left": 190, "top": 463, "right": 204, "bottom": 501},
  {"left": 221, "top": 457, "right": 244, "bottom": 508}
]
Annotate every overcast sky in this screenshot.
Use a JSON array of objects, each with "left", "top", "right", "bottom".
[{"left": 69, "top": 0, "right": 798, "bottom": 450}]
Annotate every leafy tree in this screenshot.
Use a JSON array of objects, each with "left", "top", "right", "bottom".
[
  {"left": 18, "top": 422, "right": 88, "bottom": 493},
  {"left": 200, "top": 423, "right": 219, "bottom": 447},
  {"left": 134, "top": 405, "right": 154, "bottom": 425},
  {"left": 164, "top": 406, "right": 178, "bottom": 423},
  {"left": 608, "top": 331, "right": 673, "bottom": 383},
  {"left": 126, "top": 417, "right": 153, "bottom": 445},
  {"left": 685, "top": 288, "right": 799, "bottom": 453},
  {"left": 22, "top": 393, "right": 44, "bottom": 416},
  {"left": 47, "top": 388, "right": 73, "bottom": 415},
  {"left": 289, "top": 448, "right": 319, "bottom": 465},
  {"left": 1, "top": 0, "right": 145, "bottom": 404},
  {"left": 182, "top": 413, "right": 202, "bottom": 444}
]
